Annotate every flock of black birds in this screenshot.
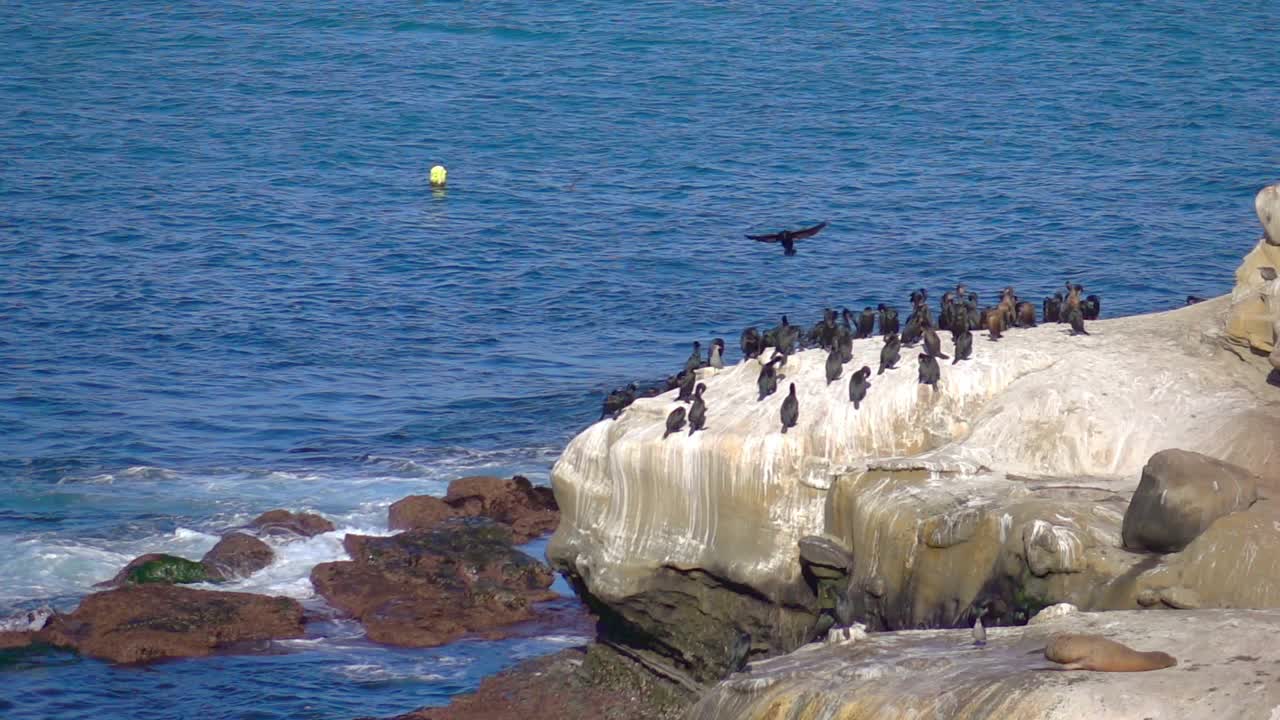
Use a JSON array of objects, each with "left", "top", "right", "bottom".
[{"left": 600, "top": 282, "right": 1102, "bottom": 438}]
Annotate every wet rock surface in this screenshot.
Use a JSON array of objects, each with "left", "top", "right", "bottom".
[
  {"left": 97, "top": 553, "right": 211, "bottom": 588},
  {"left": 311, "top": 518, "right": 557, "bottom": 647},
  {"left": 389, "top": 475, "right": 559, "bottom": 544},
  {"left": 33, "top": 585, "right": 304, "bottom": 663},
  {"left": 200, "top": 533, "right": 275, "bottom": 581},
  {"left": 376, "top": 644, "right": 691, "bottom": 720},
  {"left": 248, "top": 509, "right": 335, "bottom": 538}
]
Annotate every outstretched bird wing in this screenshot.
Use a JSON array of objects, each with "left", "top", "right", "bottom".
[
  {"left": 745, "top": 221, "right": 828, "bottom": 243},
  {"left": 789, "top": 221, "right": 828, "bottom": 240}
]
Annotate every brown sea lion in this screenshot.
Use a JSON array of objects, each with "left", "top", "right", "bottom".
[{"left": 1044, "top": 633, "right": 1177, "bottom": 672}]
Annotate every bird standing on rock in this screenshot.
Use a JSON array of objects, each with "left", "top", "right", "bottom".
[
  {"left": 878, "top": 304, "right": 899, "bottom": 335},
  {"left": 663, "top": 406, "right": 686, "bottom": 439},
  {"left": 952, "top": 327, "right": 972, "bottom": 364},
  {"left": 709, "top": 338, "right": 726, "bottom": 369},
  {"left": 918, "top": 353, "right": 940, "bottom": 389},
  {"left": 746, "top": 222, "right": 828, "bottom": 256},
  {"left": 676, "top": 370, "right": 696, "bottom": 402},
  {"left": 687, "top": 384, "right": 707, "bottom": 435},
  {"left": 757, "top": 355, "right": 784, "bottom": 401},
  {"left": 848, "top": 366, "right": 871, "bottom": 409},
  {"left": 683, "top": 341, "right": 704, "bottom": 374},
  {"left": 825, "top": 347, "right": 843, "bottom": 385},
  {"left": 879, "top": 333, "right": 901, "bottom": 374},
  {"left": 922, "top": 327, "right": 949, "bottom": 359},
  {"left": 780, "top": 383, "right": 799, "bottom": 433}
]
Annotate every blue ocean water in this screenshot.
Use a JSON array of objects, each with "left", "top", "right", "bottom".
[{"left": 1, "top": 1, "right": 1278, "bottom": 718}]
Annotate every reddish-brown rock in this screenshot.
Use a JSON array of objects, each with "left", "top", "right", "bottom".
[
  {"left": 201, "top": 533, "right": 275, "bottom": 580},
  {"left": 310, "top": 518, "right": 556, "bottom": 648},
  {"left": 249, "top": 509, "right": 334, "bottom": 538},
  {"left": 442, "top": 475, "right": 559, "bottom": 543},
  {"left": 0, "top": 631, "right": 35, "bottom": 649},
  {"left": 388, "top": 494, "right": 460, "bottom": 532},
  {"left": 36, "top": 585, "right": 304, "bottom": 663}
]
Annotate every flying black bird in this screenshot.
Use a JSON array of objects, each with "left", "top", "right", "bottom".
[{"left": 745, "top": 222, "right": 828, "bottom": 256}]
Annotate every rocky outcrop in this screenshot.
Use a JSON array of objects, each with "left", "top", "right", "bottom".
[
  {"left": 248, "top": 509, "right": 334, "bottom": 538},
  {"left": 1121, "top": 449, "right": 1260, "bottom": 552},
  {"left": 200, "top": 533, "right": 275, "bottom": 581},
  {"left": 310, "top": 518, "right": 557, "bottom": 647},
  {"left": 688, "top": 608, "right": 1280, "bottom": 719},
  {"left": 549, "top": 293, "right": 1280, "bottom": 683},
  {"left": 97, "top": 553, "right": 210, "bottom": 588},
  {"left": 34, "top": 585, "right": 304, "bottom": 663},
  {"left": 390, "top": 475, "right": 559, "bottom": 544},
  {"left": 1225, "top": 184, "right": 1280, "bottom": 357}
]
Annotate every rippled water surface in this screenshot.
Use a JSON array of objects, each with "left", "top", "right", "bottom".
[{"left": 2, "top": 1, "right": 1278, "bottom": 718}]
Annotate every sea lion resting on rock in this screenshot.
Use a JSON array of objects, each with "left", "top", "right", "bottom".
[{"left": 1044, "top": 633, "right": 1177, "bottom": 672}]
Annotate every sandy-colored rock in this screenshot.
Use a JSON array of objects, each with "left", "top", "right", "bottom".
[
  {"left": 1259, "top": 182, "right": 1280, "bottom": 246},
  {"left": 248, "top": 509, "right": 334, "bottom": 538},
  {"left": 310, "top": 519, "right": 556, "bottom": 647},
  {"left": 688, "top": 609, "right": 1280, "bottom": 720},
  {"left": 549, "top": 297, "right": 1280, "bottom": 681},
  {"left": 1121, "top": 449, "right": 1259, "bottom": 553},
  {"left": 200, "top": 533, "right": 274, "bottom": 581},
  {"left": 36, "top": 585, "right": 304, "bottom": 663}
]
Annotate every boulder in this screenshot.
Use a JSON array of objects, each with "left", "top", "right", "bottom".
[
  {"left": 310, "top": 518, "right": 556, "bottom": 647},
  {"left": 200, "top": 533, "right": 274, "bottom": 581},
  {"left": 97, "top": 553, "right": 210, "bottom": 588},
  {"left": 443, "top": 475, "right": 559, "bottom": 543},
  {"left": 248, "top": 509, "right": 334, "bottom": 538},
  {"left": 1259, "top": 182, "right": 1280, "bottom": 246},
  {"left": 690, "top": 609, "right": 1280, "bottom": 720},
  {"left": 1121, "top": 449, "right": 1258, "bottom": 553},
  {"left": 35, "top": 585, "right": 304, "bottom": 663},
  {"left": 0, "top": 631, "right": 35, "bottom": 649},
  {"left": 388, "top": 494, "right": 459, "bottom": 532}
]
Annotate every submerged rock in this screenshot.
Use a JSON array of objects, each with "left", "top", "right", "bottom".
[
  {"left": 310, "top": 518, "right": 556, "bottom": 647},
  {"left": 98, "top": 553, "right": 210, "bottom": 588},
  {"left": 1121, "top": 449, "right": 1259, "bottom": 553},
  {"left": 248, "top": 509, "right": 335, "bottom": 538},
  {"left": 35, "top": 585, "right": 304, "bottom": 663},
  {"left": 200, "top": 533, "right": 275, "bottom": 581}
]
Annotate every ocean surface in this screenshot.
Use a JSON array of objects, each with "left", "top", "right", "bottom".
[{"left": 2, "top": 1, "right": 1278, "bottom": 718}]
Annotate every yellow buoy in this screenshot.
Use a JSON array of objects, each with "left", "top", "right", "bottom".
[{"left": 429, "top": 165, "right": 447, "bottom": 187}]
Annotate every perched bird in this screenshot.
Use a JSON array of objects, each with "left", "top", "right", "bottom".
[
  {"left": 1083, "top": 294, "right": 1101, "bottom": 321},
  {"left": 973, "top": 616, "right": 987, "bottom": 647},
  {"left": 922, "top": 327, "right": 950, "bottom": 359},
  {"left": 952, "top": 326, "right": 972, "bottom": 364},
  {"left": 1185, "top": 295, "right": 1207, "bottom": 305},
  {"left": 836, "top": 324, "right": 854, "bottom": 364},
  {"left": 780, "top": 383, "right": 799, "bottom": 433},
  {"left": 757, "top": 355, "right": 784, "bottom": 400},
  {"left": 746, "top": 221, "right": 828, "bottom": 256},
  {"left": 848, "top": 366, "right": 871, "bottom": 409},
  {"left": 918, "top": 353, "right": 940, "bottom": 389},
  {"left": 687, "top": 384, "right": 707, "bottom": 435},
  {"left": 1068, "top": 308, "right": 1090, "bottom": 336},
  {"left": 740, "top": 327, "right": 763, "bottom": 359},
  {"left": 663, "top": 406, "right": 687, "bottom": 439},
  {"left": 1015, "top": 301, "right": 1036, "bottom": 328},
  {"left": 1044, "top": 293, "right": 1063, "bottom": 323},
  {"left": 901, "top": 314, "right": 923, "bottom": 346},
  {"left": 676, "top": 369, "right": 696, "bottom": 402},
  {"left": 877, "top": 304, "right": 900, "bottom": 335},
  {"left": 825, "top": 347, "right": 844, "bottom": 385},
  {"left": 683, "top": 341, "right": 704, "bottom": 374},
  {"left": 856, "top": 307, "right": 876, "bottom": 339},
  {"left": 709, "top": 338, "right": 726, "bottom": 369},
  {"left": 600, "top": 383, "right": 638, "bottom": 420},
  {"left": 878, "top": 332, "right": 901, "bottom": 374}
]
